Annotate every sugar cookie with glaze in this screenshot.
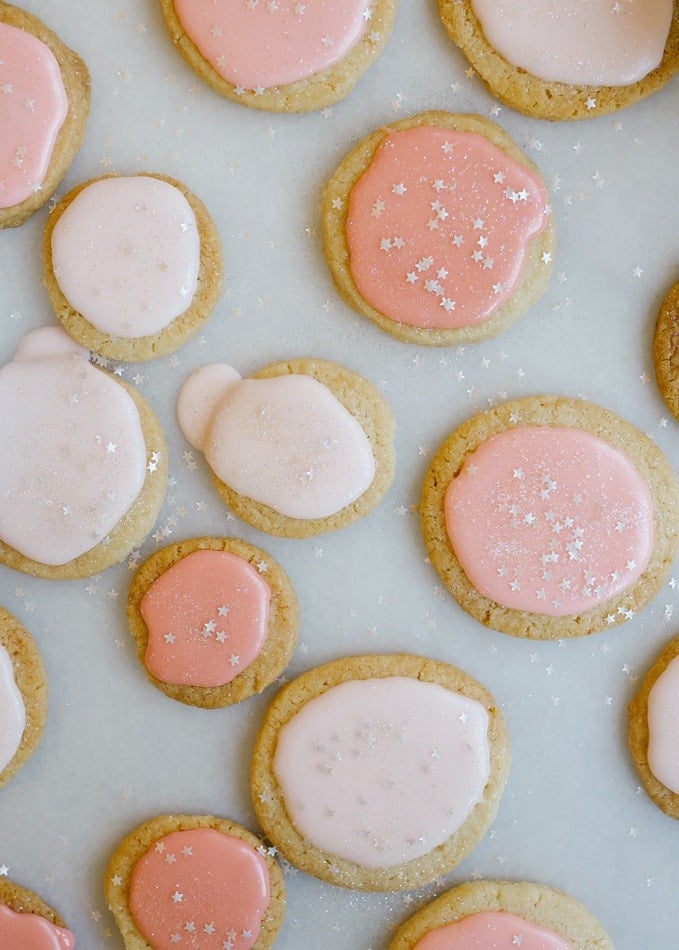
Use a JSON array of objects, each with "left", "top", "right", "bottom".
[
  {"left": 323, "top": 112, "right": 555, "bottom": 345},
  {"left": 653, "top": 279, "right": 679, "bottom": 421},
  {"left": 251, "top": 653, "right": 510, "bottom": 891},
  {"left": 421, "top": 395, "right": 679, "bottom": 639},
  {"left": 0, "top": 879, "right": 74, "bottom": 947}
]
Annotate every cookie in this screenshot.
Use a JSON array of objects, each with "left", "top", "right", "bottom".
[
  {"left": 438, "top": 0, "right": 679, "bottom": 121},
  {"left": 653, "top": 279, "right": 679, "bottom": 421},
  {"left": 323, "top": 111, "right": 555, "bottom": 345},
  {"left": 251, "top": 653, "right": 510, "bottom": 891},
  {"left": 43, "top": 173, "right": 224, "bottom": 362},
  {"left": 421, "top": 395, "right": 679, "bottom": 640},
  {"left": 0, "top": 878, "right": 74, "bottom": 946},
  {"left": 105, "top": 814, "right": 285, "bottom": 949},
  {"left": 158, "top": 0, "right": 398, "bottom": 113},
  {"left": 0, "top": 1, "right": 90, "bottom": 228},
  {"left": 177, "top": 358, "right": 396, "bottom": 538},
  {"left": 127, "top": 537, "right": 299, "bottom": 708},
  {"left": 0, "top": 608, "right": 47, "bottom": 788},
  {"left": 388, "top": 879, "right": 613, "bottom": 949},
  {"left": 0, "top": 327, "right": 167, "bottom": 580}
]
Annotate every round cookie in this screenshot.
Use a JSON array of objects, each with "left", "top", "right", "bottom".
[
  {"left": 127, "top": 537, "right": 299, "bottom": 708},
  {"left": 43, "top": 173, "right": 224, "bottom": 362},
  {"left": 388, "top": 879, "right": 613, "bottom": 949},
  {"left": 438, "top": 0, "right": 679, "bottom": 121},
  {"left": 0, "top": 327, "right": 168, "bottom": 580},
  {"left": 653, "top": 279, "right": 679, "bottom": 421},
  {"left": 105, "top": 814, "right": 285, "bottom": 949},
  {"left": 421, "top": 395, "right": 679, "bottom": 640},
  {"left": 251, "top": 653, "right": 510, "bottom": 891},
  {"left": 0, "top": 879, "right": 74, "bottom": 946},
  {"left": 0, "top": 1, "right": 90, "bottom": 228},
  {"left": 0, "top": 608, "right": 47, "bottom": 788},
  {"left": 323, "top": 111, "right": 555, "bottom": 345},
  {"left": 177, "top": 358, "right": 396, "bottom": 538},
  {"left": 158, "top": 0, "right": 398, "bottom": 113}
]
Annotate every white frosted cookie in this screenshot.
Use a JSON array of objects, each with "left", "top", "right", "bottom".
[{"left": 0, "top": 879, "right": 74, "bottom": 947}]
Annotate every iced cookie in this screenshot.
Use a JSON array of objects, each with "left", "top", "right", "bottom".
[
  {"left": 251, "top": 653, "right": 510, "bottom": 891},
  {"left": 44, "top": 174, "right": 223, "bottom": 362},
  {"left": 323, "top": 112, "right": 554, "bottom": 345},
  {"left": 127, "top": 537, "right": 299, "bottom": 708},
  {"left": 0, "top": 879, "right": 74, "bottom": 947},
  {"left": 0, "top": 327, "right": 167, "bottom": 580},
  {"left": 105, "top": 814, "right": 285, "bottom": 949},
  {"left": 653, "top": 279, "right": 679, "bottom": 421},
  {"left": 388, "top": 879, "right": 613, "bottom": 949},
  {"left": 158, "top": 0, "right": 398, "bottom": 112},
  {"left": 439, "top": 0, "right": 679, "bottom": 121},
  {"left": 0, "top": 608, "right": 47, "bottom": 788},
  {"left": 177, "top": 359, "right": 396, "bottom": 538},
  {"left": 0, "top": 2, "right": 90, "bottom": 228},
  {"left": 421, "top": 395, "right": 679, "bottom": 639}
]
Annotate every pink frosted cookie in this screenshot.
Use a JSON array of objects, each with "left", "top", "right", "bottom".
[
  {"left": 421, "top": 395, "right": 679, "bottom": 639},
  {"left": 177, "top": 358, "right": 396, "bottom": 538},
  {"left": 0, "top": 2, "right": 89, "bottom": 228},
  {"left": 0, "top": 878, "right": 74, "bottom": 948},
  {"left": 251, "top": 653, "right": 510, "bottom": 891},
  {"left": 0, "top": 327, "right": 167, "bottom": 580},
  {"left": 105, "top": 814, "right": 285, "bottom": 950},
  {"left": 323, "top": 112, "right": 555, "bottom": 345},
  {"left": 158, "top": 0, "right": 398, "bottom": 112}
]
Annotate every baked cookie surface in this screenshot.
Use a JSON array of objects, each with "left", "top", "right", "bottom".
[
  {"left": 653, "top": 279, "right": 679, "bottom": 421},
  {"left": 0, "top": 878, "right": 74, "bottom": 947}
]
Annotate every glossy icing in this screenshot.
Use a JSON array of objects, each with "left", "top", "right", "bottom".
[
  {"left": 345, "top": 126, "right": 549, "bottom": 330},
  {"left": 140, "top": 549, "right": 271, "bottom": 687},
  {"left": 50, "top": 176, "right": 200, "bottom": 338},
  {"left": 0, "top": 22, "right": 68, "bottom": 209},
  {"left": 0, "top": 644, "right": 25, "bottom": 774},
  {"left": 173, "top": 0, "right": 371, "bottom": 90},
  {"left": 470, "top": 0, "right": 673, "bottom": 86},
  {"left": 0, "top": 327, "right": 147, "bottom": 565},
  {"left": 273, "top": 676, "right": 490, "bottom": 867},
  {"left": 444, "top": 426, "right": 654, "bottom": 616},
  {"left": 647, "top": 654, "right": 679, "bottom": 794},
  {"left": 177, "top": 365, "right": 375, "bottom": 520},
  {"left": 413, "top": 910, "right": 573, "bottom": 949},
  {"left": 0, "top": 905, "right": 75, "bottom": 949},
  {"left": 128, "top": 828, "right": 270, "bottom": 950}
]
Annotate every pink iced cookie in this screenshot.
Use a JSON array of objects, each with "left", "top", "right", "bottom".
[{"left": 0, "top": 880, "right": 75, "bottom": 950}]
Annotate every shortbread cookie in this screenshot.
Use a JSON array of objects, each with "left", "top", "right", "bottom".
[
  {"left": 127, "top": 537, "right": 299, "bottom": 708},
  {"left": 44, "top": 173, "right": 223, "bottom": 362},
  {"left": 158, "top": 0, "right": 398, "bottom": 112},
  {"left": 105, "top": 814, "right": 285, "bottom": 949},
  {"left": 0, "top": 327, "right": 167, "bottom": 580},
  {"left": 323, "top": 111, "right": 555, "bottom": 345},
  {"left": 177, "top": 359, "right": 396, "bottom": 538},
  {"left": 0, "top": 608, "right": 47, "bottom": 788},
  {"left": 388, "top": 879, "right": 613, "bottom": 949},
  {"left": 0, "top": 2, "right": 89, "bottom": 228},
  {"left": 251, "top": 653, "right": 510, "bottom": 891},
  {"left": 0, "top": 879, "right": 74, "bottom": 946},
  {"left": 439, "top": 0, "right": 679, "bottom": 121},
  {"left": 421, "top": 395, "right": 679, "bottom": 639},
  {"left": 653, "top": 279, "right": 679, "bottom": 421}
]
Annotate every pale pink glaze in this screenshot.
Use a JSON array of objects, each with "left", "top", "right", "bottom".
[
  {"left": 273, "top": 676, "right": 490, "bottom": 868},
  {"left": 173, "top": 0, "right": 371, "bottom": 90},
  {"left": 128, "top": 828, "right": 270, "bottom": 950},
  {"left": 140, "top": 549, "right": 271, "bottom": 688},
  {"left": 647, "top": 654, "right": 679, "bottom": 794},
  {"left": 0, "top": 905, "right": 75, "bottom": 949},
  {"left": 0, "top": 22, "right": 68, "bottom": 208},
  {"left": 50, "top": 176, "right": 200, "bottom": 338},
  {"left": 345, "top": 126, "right": 550, "bottom": 330},
  {"left": 0, "top": 644, "right": 25, "bottom": 774},
  {"left": 471, "top": 0, "right": 672, "bottom": 86},
  {"left": 444, "top": 426, "right": 654, "bottom": 616},
  {"left": 0, "top": 327, "right": 147, "bottom": 565},
  {"left": 413, "top": 911, "right": 573, "bottom": 950}
]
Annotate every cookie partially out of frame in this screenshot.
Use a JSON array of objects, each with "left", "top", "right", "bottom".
[
  {"left": 653, "top": 279, "right": 679, "bottom": 421},
  {"left": 323, "top": 111, "right": 555, "bottom": 345},
  {"left": 43, "top": 173, "right": 224, "bottom": 362},
  {"left": 421, "top": 395, "right": 679, "bottom": 639},
  {"left": 438, "top": 0, "right": 679, "bottom": 121},
  {"left": 251, "top": 653, "right": 510, "bottom": 891},
  {"left": 158, "top": 0, "right": 398, "bottom": 113},
  {"left": 388, "top": 879, "right": 613, "bottom": 949},
  {"left": 105, "top": 814, "right": 285, "bottom": 950},
  {"left": 127, "top": 537, "right": 299, "bottom": 708},
  {"left": 0, "top": 2, "right": 90, "bottom": 228},
  {"left": 0, "top": 879, "right": 74, "bottom": 945}
]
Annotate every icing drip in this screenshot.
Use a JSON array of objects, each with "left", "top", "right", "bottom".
[{"left": 0, "top": 905, "right": 75, "bottom": 949}]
